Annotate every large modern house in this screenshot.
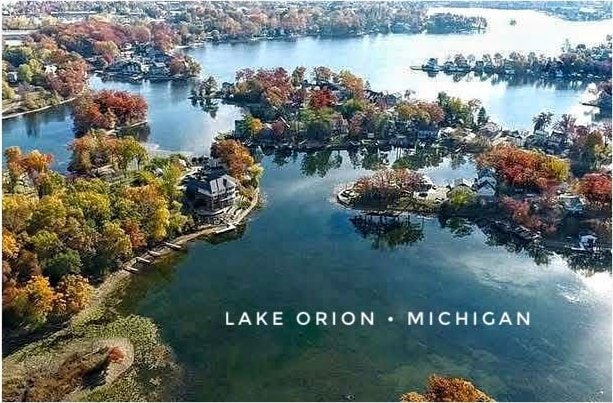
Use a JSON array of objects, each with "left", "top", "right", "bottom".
[{"left": 184, "top": 167, "right": 238, "bottom": 217}]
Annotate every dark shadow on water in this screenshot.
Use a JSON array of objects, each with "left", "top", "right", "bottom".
[{"left": 350, "top": 213, "right": 425, "bottom": 250}]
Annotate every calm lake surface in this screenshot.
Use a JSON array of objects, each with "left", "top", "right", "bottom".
[
  {"left": 2, "top": 8, "right": 612, "bottom": 401},
  {"left": 2, "top": 8, "right": 611, "bottom": 169},
  {"left": 120, "top": 151, "right": 612, "bottom": 401}
]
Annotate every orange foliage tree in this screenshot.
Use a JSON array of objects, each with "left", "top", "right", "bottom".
[
  {"left": 479, "top": 145, "right": 569, "bottom": 191},
  {"left": 211, "top": 139, "right": 256, "bottom": 179},
  {"left": 400, "top": 374, "right": 494, "bottom": 402},
  {"left": 576, "top": 173, "right": 612, "bottom": 208},
  {"left": 72, "top": 90, "right": 148, "bottom": 133}
]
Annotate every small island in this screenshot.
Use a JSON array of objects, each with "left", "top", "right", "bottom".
[
  {"left": 415, "top": 39, "right": 612, "bottom": 81},
  {"left": 425, "top": 13, "right": 487, "bottom": 34}
]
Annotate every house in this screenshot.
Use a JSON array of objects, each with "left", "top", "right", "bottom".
[
  {"left": 478, "top": 122, "right": 501, "bottom": 138},
  {"left": 579, "top": 234, "right": 597, "bottom": 250},
  {"left": 475, "top": 167, "right": 497, "bottom": 202},
  {"left": 504, "top": 130, "right": 526, "bottom": 147},
  {"left": 416, "top": 125, "right": 439, "bottom": 141},
  {"left": 44, "top": 64, "right": 57, "bottom": 75},
  {"left": 7, "top": 71, "right": 18, "bottom": 84},
  {"left": 453, "top": 178, "right": 474, "bottom": 188},
  {"left": 109, "top": 60, "right": 148, "bottom": 76},
  {"left": 476, "top": 181, "right": 496, "bottom": 199},
  {"left": 148, "top": 61, "right": 168, "bottom": 78},
  {"left": 383, "top": 93, "right": 401, "bottom": 107},
  {"left": 558, "top": 195, "right": 585, "bottom": 214},
  {"left": 418, "top": 175, "right": 435, "bottom": 191},
  {"left": 184, "top": 168, "right": 238, "bottom": 215}
]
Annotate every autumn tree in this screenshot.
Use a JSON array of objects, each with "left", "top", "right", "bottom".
[
  {"left": 8, "top": 275, "right": 56, "bottom": 326},
  {"left": 338, "top": 69, "right": 364, "bottom": 99},
  {"left": 400, "top": 375, "right": 493, "bottom": 402},
  {"left": 309, "top": 88, "right": 337, "bottom": 110},
  {"left": 4, "top": 146, "right": 26, "bottom": 193},
  {"left": 313, "top": 66, "right": 333, "bottom": 84},
  {"left": 54, "top": 274, "right": 93, "bottom": 316},
  {"left": 244, "top": 114, "right": 264, "bottom": 136},
  {"left": 211, "top": 139, "right": 256, "bottom": 179},
  {"left": 479, "top": 145, "right": 569, "bottom": 191},
  {"left": 72, "top": 90, "right": 148, "bottom": 134},
  {"left": 532, "top": 111, "right": 553, "bottom": 132},
  {"left": 575, "top": 173, "right": 612, "bottom": 209}
]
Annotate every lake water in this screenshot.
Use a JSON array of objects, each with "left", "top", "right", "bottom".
[
  {"left": 2, "top": 8, "right": 612, "bottom": 401},
  {"left": 120, "top": 151, "right": 612, "bottom": 401},
  {"left": 2, "top": 8, "right": 611, "bottom": 170}
]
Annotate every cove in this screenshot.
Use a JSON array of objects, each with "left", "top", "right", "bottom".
[{"left": 118, "top": 152, "right": 611, "bottom": 402}]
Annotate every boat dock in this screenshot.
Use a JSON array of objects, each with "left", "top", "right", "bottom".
[
  {"left": 164, "top": 242, "right": 183, "bottom": 250},
  {"left": 214, "top": 224, "right": 237, "bottom": 235}
]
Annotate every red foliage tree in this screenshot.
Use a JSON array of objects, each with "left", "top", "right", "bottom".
[
  {"left": 500, "top": 197, "right": 544, "bottom": 230},
  {"left": 309, "top": 88, "right": 337, "bottom": 110},
  {"left": 72, "top": 90, "right": 148, "bottom": 133},
  {"left": 576, "top": 173, "right": 612, "bottom": 208},
  {"left": 478, "top": 145, "right": 569, "bottom": 191}
]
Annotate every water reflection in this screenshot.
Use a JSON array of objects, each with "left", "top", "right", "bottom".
[
  {"left": 301, "top": 150, "right": 343, "bottom": 177},
  {"left": 350, "top": 213, "right": 425, "bottom": 250},
  {"left": 437, "top": 71, "right": 594, "bottom": 91},
  {"left": 18, "top": 103, "right": 72, "bottom": 138}
]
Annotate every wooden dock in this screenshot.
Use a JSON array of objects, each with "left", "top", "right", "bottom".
[
  {"left": 214, "top": 224, "right": 236, "bottom": 235},
  {"left": 164, "top": 242, "right": 182, "bottom": 250}
]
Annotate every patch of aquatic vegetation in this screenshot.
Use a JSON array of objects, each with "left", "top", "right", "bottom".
[
  {"left": 2, "top": 273, "right": 184, "bottom": 402},
  {"left": 83, "top": 315, "right": 184, "bottom": 401}
]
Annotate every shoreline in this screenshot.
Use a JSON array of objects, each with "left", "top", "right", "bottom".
[
  {"left": 1, "top": 96, "right": 76, "bottom": 120},
  {"left": 123, "top": 187, "right": 260, "bottom": 273},
  {"left": 2, "top": 187, "right": 260, "bottom": 400}
]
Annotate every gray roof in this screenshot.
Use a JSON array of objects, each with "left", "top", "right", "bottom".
[{"left": 186, "top": 171, "right": 237, "bottom": 196}]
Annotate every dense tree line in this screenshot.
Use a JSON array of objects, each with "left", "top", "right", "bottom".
[
  {"left": 2, "top": 36, "right": 88, "bottom": 111},
  {"left": 72, "top": 90, "right": 148, "bottom": 134},
  {"left": 226, "top": 66, "right": 486, "bottom": 143},
  {"left": 36, "top": 19, "right": 178, "bottom": 56},
  {"left": 2, "top": 147, "right": 190, "bottom": 328},
  {"left": 478, "top": 145, "right": 570, "bottom": 191}
]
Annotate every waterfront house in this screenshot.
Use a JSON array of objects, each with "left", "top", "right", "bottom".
[
  {"left": 184, "top": 168, "right": 238, "bottom": 215},
  {"left": 478, "top": 122, "right": 501, "bottom": 138},
  {"left": 416, "top": 125, "right": 440, "bottom": 141},
  {"left": 475, "top": 167, "right": 497, "bottom": 202},
  {"left": 7, "top": 71, "right": 18, "bottom": 84},
  {"left": 558, "top": 194, "right": 586, "bottom": 214},
  {"left": 383, "top": 93, "right": 401, "bottom": 108},
  {"left": 148, "top": 61, "right": 169, "bottom": 78},
  {"left": 453, "top": 178, "right": 474, "bottom": 188},
  {"left": 476, "top": 181, "right": 496, "bottom": 200}
]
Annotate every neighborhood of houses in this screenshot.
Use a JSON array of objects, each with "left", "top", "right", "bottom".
[
  {"left": 417, "top": 39, "right": 612, "bottom": 79},
  {"left": 93, "top": 42, "right": 194, "bottom": 82}
]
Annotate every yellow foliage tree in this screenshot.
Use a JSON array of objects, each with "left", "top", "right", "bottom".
[
  {"left": 54, "top": 274, "right": 94, "bottom": 316},
  {"left": 400, "top": 375, "right": 494, "bottom": 402}
]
